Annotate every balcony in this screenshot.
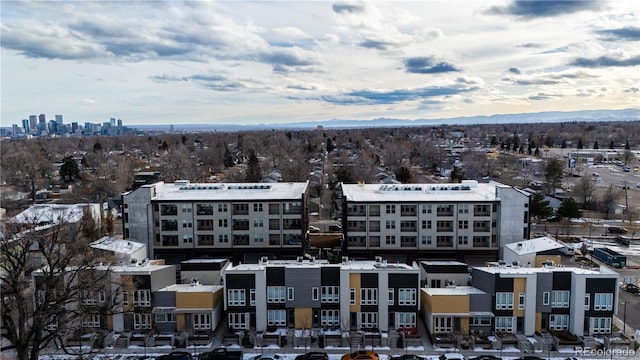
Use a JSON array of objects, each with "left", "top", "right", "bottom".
[
  {"left": 160, "top": 206, "right": 177, "bottom": 216},
  {"left": 233, "top": 236, "right": 249, "bottom": 246}
]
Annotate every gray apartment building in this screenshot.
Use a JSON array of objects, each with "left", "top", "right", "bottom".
[
  {"left": 339, "top": 180, "right": 530, "bottom": 263},
  {"left": 121, "top": 181, "right": 309, "bottom": 263}
]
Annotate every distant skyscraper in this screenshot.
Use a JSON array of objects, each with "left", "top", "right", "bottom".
[
  {"left": 71, "top": 122, "right": 78, "bottom": 133},
  {"left": 110, "top": 117, "right": 116, "bottom": 127},
  {"left": 117, "top": 119, "right": 123, "bottom": 128},
  {"left": 38, "top": 114, "right": 47, "bottom": 133},
  {"left": 55, "top": 114, "right": 63, "bottom": 125},
  {"left": 29, "top": 115, "right": 37, "bottom": 130},
  {"left": 22, "top": 119, "right": 30, "bottom": 133}
]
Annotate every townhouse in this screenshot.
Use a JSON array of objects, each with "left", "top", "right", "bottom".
[
  {"left": 421, "top": 286, "right": 492, "bottom": 335},
  {"left": 339, "top": 180, "right": 530, "bottom": 263},
  {"left": 470, "top": 265, "right": 619, "bottom": 336},
  {"left": 121, "top": 181, "right": 310, "bottom": 263},
  {"left": 153, "top": 281, "right": 224, "bottom": 334},
  {"left": 222, "top": 257, "right": 421, "bottom": 332}
]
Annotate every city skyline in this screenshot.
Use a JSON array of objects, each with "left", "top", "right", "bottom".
[{"left": 1, "top": 1, "right": 638, "bottom": 126}]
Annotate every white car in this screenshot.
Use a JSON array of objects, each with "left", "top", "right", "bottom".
[
  {"left": 560, "top": 246, "right": 576, "bottom": 256},
  {"left": 308, "top": 225, "right": 321, "bottom": 233}
]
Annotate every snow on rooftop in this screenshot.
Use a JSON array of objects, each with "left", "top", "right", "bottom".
[
  {"left": 504, "top": 236, "right": 564, "bottom": 255},
  {"left": 150, "top": 181, "right": 309, "bottom": 201},
  {"left": 424, "top": 286, "right": 487, "bottom": 295},
  {"left": 341, "top": 180, "right": 498, "bottom": 202},
  {"left": 12, "top": 203, "right": 97, "bottom": 224},
  {"left": 90, "top": 236, "right": 145, "bottom": 255}
]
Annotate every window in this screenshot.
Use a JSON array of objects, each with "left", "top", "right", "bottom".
[
  {"left": 421, "top": 235, "right": 432, "bottom": 245},
  {"left": 549, "top": 314, "right": 569, "bottom": 330},
  {"left": 196, "top": 204, "right": 213, "bottom": 215},
  {"left": 182, "top": 205, "right": 192, "bottom": 213},
  {"left": 156, "top": 313, "right": 177, "bottom": 323},
  {"left": 385, "top": 220, "right": 396, "bottom": 229},
  {"left": 385, "top": 235, "right": 396, "bottom": 245},
  {"left": 388, "top": 289, "right": 394, "bottom": 305},
  {"left": 422, "top": 220, "right": 432, "bottom": 229},
  {"left": 458, "top": 235, "right": 468, "bottom": 245},
  {"left": 321, "top": 286, "right": 339, "bottom": 303},
  {"left": 45, "top": 315, "right": 58, "bottom": 331},
  {"left": 254, "top": 219, "right": 264, "bottom": 227},
  {"left": 518, "top": 293, "right": 525, "bottom": 310},
  {"left": 229, "top": 313, "right": 249, "bottom": 330},
  {"left": 253, "top": 203, "right": 263, "bottom": 212},
  {"left": 495, "top": 292, "right": 513, "bottom": 310},
  {"left": 182, "top": 220, "right": 192, "bottom": 228},
  {"left": 542, "top": 292, "right": 550, "bottom": 306},
  {"left": 458, "top": 220, "right": 468, "bottom": 229},
  {"left": 218, "top": 219, "right": 228, "bottom": 227},
  {"left": 312, "top": 287, "right": 319, "bottom": 301},
  {"left": 396, "top": 312, "right": 416, "bottom": 328},
  {"left": 228, "top": 289, "right": 246, "bottom": 306},
  {"left": 422, "top": 204, "right": 432, "bottom": 214},
  {"left": 433, "top": 317, "right": 452, "bottom": 333},
  {"left": 350, "top": 288, "right": 356, "bottom": 305},
  {"left": 594, "top": 293, "right": 613, "bottom": 311},
  {"left": 267, "top": 286, "right": 286, "bottom": 303},
  {"left": 134, "top": 313, "right": 151, "bottom": 329},
  {"left": 361, "top": 288, "right": 378, "bottom": 305},
  {"left": 133, "top": 290, "right": 151, "bottom": 307},
  {"left": 398, "top": 288, "right": 416, "bottom": 306},
  {"left": 219, "top": 234, "right": 229, "bottom": 243},
  {"left": 123, "top": 291, "right": 129, "bottom": 306},
  {"left": 360, "top": 312, "right": 378, "bottom": 328},
  {"left": 82, "top": 314, "right": 101, "bottom": 328},
  {"left": 193, "top": 313, "right": 211, "bottom": 329},
  {"left": 183, "top": 235, "right": 193, "bottom": 243},
  {"left": 471, "top": 317, "right": 491, "bottom": 326},
  {"left": 82, "top": 290, "right": 97, "bottom": 305},
  {"left": 386, "top": 205, "right": 396, "bottom": 214},
  {"left": 458, "top": 204, "right": 469, "bottom": 214},
  {"left": 590, "top": 317, "right": 612, "bottom": 334},
  {"left": 287, "top": 287, "right": 295, "bottom": 301},
  {"left": 218, "top": 203, "right": 228, "bottom": 212},
  {"left": 250, "top": 289, "right": 256, "bottom": 306},
  {"left": 254, "top": 235, "right": 264, "bottom": 243},
  {"left": 267, "top": 309, "right": 286, "bottom": 326},
  {"left": 551, "top": 290, "right": 570, "bottom": 308},
  {"left": 321, "top": 309, "right": 340, "bottom": 326},
  {"left": 494, "top": 316, "right": 514, "bottom": 333},
  {"left": 585, "top": 294, "right": 590, "bottom": 310}
]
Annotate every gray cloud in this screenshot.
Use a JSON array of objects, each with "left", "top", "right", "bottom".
[
  {"left": 0, "top": 24, "right": 104, "bottom": 60},
  {"left": 516, "top": 42, "right": 545, "bottom": 48},
  {"left": 150, "top": 73, "right": 245, "bottom": 92},
  {"left": 508, "top": 67, "right": 521, "bottom": 74},
  {"left": 624, "top": 87, "right": 639, "bottom": 93},
  {"left": 596, "top": 27, "right": 640, "bottom": 41},
  {"left": 359, "top": 39, "right": 395, "bottom": 51},
  {"left": 405, "top": 57, "right": 460, "bottom": 74},
  {"left": 486, "top": 1, "right": 602, "bottom": 18},
  {"left": 332, "top": 3, "right": 365, "bottom": 14},
  {"left": 570, "top": 56, "right": 640, "bottom": 68},
  {"left": 529, "top": 92, "right": 563, "bottom": 100},
  {"left": 502, "top": 70, "right": 597, "bottom": 85}
]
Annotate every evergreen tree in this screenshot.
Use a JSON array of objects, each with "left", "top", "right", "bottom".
[
  {"left": 59, "top": 156, "right": 79, "bottom": 181},
  {"left": 557, "top": 197, "right": 582, "bottom": 219},
  {"left": 577, "top": 138, "right": 584, "bottom": 149},
  {"left": 561, "top": 139, "right": 567, "bottom": 149},
  {"left": 245, "top": 149, "right": 261, "bottom": 182},
  {"left": 609, "top": 140, "right": 615, "bottom": 149},
  {"left": 450, "top": 166, "right": 464, "bottom": 183},
  {"left": 530, "top": 192, "right": 552, "bottom": 219},
  {"left": 223, "top": 146, "right": 235, "bottom": 168},
  {"left": 395, "top": 167, "right": 412, "bottom": 183},
  {"left": 593, "top": 141, "right": 599, "bottom": 149},
  {"left": 545, "top": 158, "right": 564, "bottom": 194},
  {"left": 625, "top": 140, "right": 630, "bottom": 150}
]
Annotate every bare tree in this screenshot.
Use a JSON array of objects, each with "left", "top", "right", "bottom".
[
  {"left": 573, "top": 176, "right": 598, "bottom": 209},
  {"left": 599, "top": 185, "right": 620, "bottom": 219},
  {"left": 1, "top": 140, "right": 53, "bottom": 203},
  {"left": 1, "top": 210, "right": 120, "bottom": 360}
]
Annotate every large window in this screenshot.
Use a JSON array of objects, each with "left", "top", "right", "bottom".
[
  {"left": 267, "top": 286, "right": 286, "bottom": 303},
  {"left": 433, "top": 317, "right": 452, "bottom": 333},
  {"left": 551, "top": 290, "right": 570, "bottom": 308},
  {"left": 590, "top": 317, "right": 612, "bottom": 334},
  {"left": 350, "top": 289, "right": 356, "bottom": 305},
  {"left": 321, "top": 310, "right": 340, "bottom": 326},
  {"left": 518, "top": 293, "right": 525, "bottom": 310},
  {"left": 133, "top": 290, "right": 151, "bottom": 307},
  {"left": 360, "top": 312, "right": 378, "bottom": 328},
  {"left": 82, "top": 314, "right": 100, "bottom": 328},
  {"left": 229, "top": 313, "right": 249, "bottom": 330},
  {"left": 471, "top": 317, "right": 492, "bottom": 326},
  {"left": 388, "top": 289, "right": 394, "bottom": 305},
  {"left": 267, "top": 310, "right": 286, "bottom": 326},
  {"left": 321, "top": 286, "right": 339, "bottom": 303},
  {"left": 193, "top": 313, "right": 211, "bottom": 329},
  {"left": 134, "top": 313, "right": 152, "bottom": 329},
  {"left": 361, "top": 288, "right": 378, "bottom": 305},
  {"left": 156, "top": 313, "right": 177, "bottom": 323},
  {"left": 398, "top": 288, "right": 416, "bottom": 306},
  {"left": 549, "top": 314, "right": 569, "bottom": 331},
  {"left": 594, "top": 293, "right": 613, "bottom": 311},
  {"left": 495, "top": 292, "right": 513, "bottom": 310},
  {"left": 494, "top": 316, "right": 515, "bottom": 333},
  {"left": 385, "top": 205, "right": 396, "bottom": 214},
  {"left": 396, "top": 312, "right": 416, "bottom": 328},
  {"left": 228, "top": 289, "right": 246, "bottom": 306}
]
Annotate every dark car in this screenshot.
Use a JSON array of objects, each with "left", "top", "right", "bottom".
[
  {"left": 469, "top": 356, "right": 502, "bottom": 360},
  {"left": 295, "top": 352, "right": 329, "bottom": 360},
  {"left": 390, "top": 355, "right": 425, "bottom": 360},
  {"left": 608, "top": 226, "right": 628, "bottom": 234},
  {"left": 514, "top": 356, "right": 543, "bottom": 360},
  {"left": 329, "top": 224, "right": 343, "bottom": 232},
  {"left": 157, "top": 352, "right": 194, "bottom": 360}
]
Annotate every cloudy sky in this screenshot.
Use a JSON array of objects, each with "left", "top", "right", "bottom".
[{"left": 1, "top": 0, "right": 638, "bottom": 126}]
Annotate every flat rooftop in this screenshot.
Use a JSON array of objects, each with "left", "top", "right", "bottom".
[
  {"left": 145, "top": 181, "right": 309, "bottom": 201},
  {"left": 424, "top": 286, "right": 487, "bottom": 296},
  {"left": 159, "top": 283, "right": 223, "bottom": 293},
  {"left": 341, "top": 180, "right": 498, "bottom": 202},
  {"left": 474, "top": 265, "right": 617, "bottom": 276}
]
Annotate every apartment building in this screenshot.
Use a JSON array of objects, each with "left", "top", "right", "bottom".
[
  {"left": 470, "top": 265, "right": 619, "bottom": 336},
  {"left": 339, "top": 180, "right": 529, "bottom": 263},
  {"left": 222, "top": 257, "right": 420, "bottom": 332},
  {"left": 121, "top": 181, "right": 309, "bottom": 263},
  {"left": 418, "top": 261, "right": 471, "bottom": 288}
]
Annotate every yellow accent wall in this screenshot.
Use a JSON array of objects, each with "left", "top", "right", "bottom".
[
  {"left": 177, "top": 314, "right": 185, "bottom": 332},
  {"left": 514, "top": 278, "right": 526, "bottom": 317},
  {"left": 176, "top": 291, "right": 214, "bottom": 309},
  {"left": 535, "top": 312, "right": 542, "bottom": 332},
  {"left": 295, "top": 308, "right": 313, "bottom": 328},
  {"left": 349, "top": 273, "right": 361, "bottom": 313},
  {"left": 429, "top": 294, "right": 469, "bottom": 314}
]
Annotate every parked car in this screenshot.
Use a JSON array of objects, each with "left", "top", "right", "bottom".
[
  {"left": 390, "top": 355, "right": 425, "bottom": 360},
  {"left": 295, "top": 353, "right": 328, "bottom": 360},
  {"left": 439, "top": 353, "right": 466, "bottom": 360},
  {"left": 608, "top": 226, "right": 628, "bottom": 234},
  {"left": 559, "top": 246, "right": 576, "bottom": 256},
  {"left": 252, "top": 355, "right": 283, "bottom": 360},
  {"left": 514, "top": 357, "right": 543, "bottom": 360},
  {"left": 616, "top": 235, "right": 631, "bottom": 246},
  {"left": 623, "top": 165, "right": 631, "bottom": 172},
  {"left": 308, "top": 225, "right": 321, "bottom": 233},
  {"left": 341, "top": 351, "right": 379, "bottom": 360},
  {"left": 328, "top": 224, "right": 343, "bottom": 232},
  {"left": 199, "top": 348, "right": 243, "bottom": 360},
  {"left": 158, "top": 352, "right": 194, "bottom": 360},
  {"left": 469, "top": 356, "right": 502, "bottom": 360}
]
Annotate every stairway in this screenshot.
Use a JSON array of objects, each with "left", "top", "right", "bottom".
[
  {"left": 113, "top": 334, "right": 129, "bottom": 348},
  {"left": 516, "top": 334, "right": 533, "bottom": 353}
]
